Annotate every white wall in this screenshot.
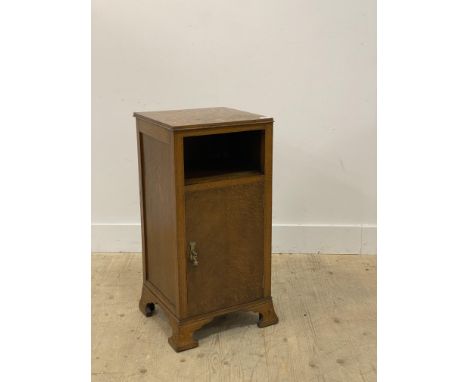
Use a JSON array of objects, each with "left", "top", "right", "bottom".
[{"left": 92, "top": 0, "right": 376, "bottom": 254}]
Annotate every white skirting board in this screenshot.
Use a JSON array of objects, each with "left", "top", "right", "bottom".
[
  {"left": 271, "top": 224, "right": 376, "bottom": 254},
  {"left": 92, "top": 223, "right": 376, "bottom": 254}
]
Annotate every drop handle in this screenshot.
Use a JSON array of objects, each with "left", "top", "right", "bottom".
[{"left": 189, "top": 241, "right": 199, "bottom": 266}]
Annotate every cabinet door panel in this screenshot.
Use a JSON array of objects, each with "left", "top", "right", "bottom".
[{"left": 185, "top": 182, "right": 264, "bottom": 316}]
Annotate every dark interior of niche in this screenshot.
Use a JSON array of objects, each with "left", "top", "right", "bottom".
[{"left": 183, "top": 130, "right": 264, "bottom": 181}]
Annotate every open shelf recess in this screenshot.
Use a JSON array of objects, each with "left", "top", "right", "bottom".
[{"left": 183, "top": 129, "right": 264, "bottom": 186}]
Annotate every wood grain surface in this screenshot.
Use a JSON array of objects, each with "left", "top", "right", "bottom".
[
  {"left": 140, "top": 133, "right": 178, "bottom": 310},
  {"left": 92, "top": 253, "right": 376, "bottom": 382},
  {"left": 134, "top": 107, "right": 272, "bottom": 130},
  {"left": 185, "top": 182, "right": 265, "bottom": 316}
]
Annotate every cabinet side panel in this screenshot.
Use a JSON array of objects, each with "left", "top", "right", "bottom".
[
  {"left": 141, "top": 133, "right": 178, "bottom": 309},
  {"left": 263, "top": 123, "right": 273, "bottom": 297}
]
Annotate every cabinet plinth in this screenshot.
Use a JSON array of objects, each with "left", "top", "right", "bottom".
[{"left": 134, "top": 107, "right": 278, "bottom": 352}]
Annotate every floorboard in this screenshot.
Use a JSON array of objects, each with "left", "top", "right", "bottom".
[{"left": 92, "top": 253, "right": 376, "bottom": 382}]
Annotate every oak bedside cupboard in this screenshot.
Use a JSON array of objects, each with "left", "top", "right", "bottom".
[{"left": 134, "top": 107, "right": 278, "bottom": 352}]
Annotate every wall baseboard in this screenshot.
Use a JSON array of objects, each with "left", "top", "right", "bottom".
[
  {"left": 92, "top": 224, "right": 142, "bottom": 253},
  {"left": 272, "top": 224, "right": 376, "bottom": 254},
  {"left": 92, "top": 223, "right": 376, "bottom": 254}
]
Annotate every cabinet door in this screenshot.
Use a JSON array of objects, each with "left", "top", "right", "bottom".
[{"left": 185, "top": 182, "right": 265, "bottom": 316}]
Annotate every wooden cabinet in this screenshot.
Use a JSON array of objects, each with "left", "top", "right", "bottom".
[{"left": 134, "top": 107, "right": 278, "bottom": 352}]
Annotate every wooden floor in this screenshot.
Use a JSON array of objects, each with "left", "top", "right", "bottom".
[{"left": 92, "top": 254, "right": 376, "bottom": 382}]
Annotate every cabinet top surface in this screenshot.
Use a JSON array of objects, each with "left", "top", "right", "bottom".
[{"left": 134, "top": 107, "right": 273, "bottom": 130}]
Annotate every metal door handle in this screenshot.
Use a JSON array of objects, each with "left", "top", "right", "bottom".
[{"left": 189, "top": 241, "right": 199, "bottom": 266}]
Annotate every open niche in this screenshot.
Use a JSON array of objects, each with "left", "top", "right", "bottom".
[{"left": 183, "top": 129, "right": 264, "bottom": 185}]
